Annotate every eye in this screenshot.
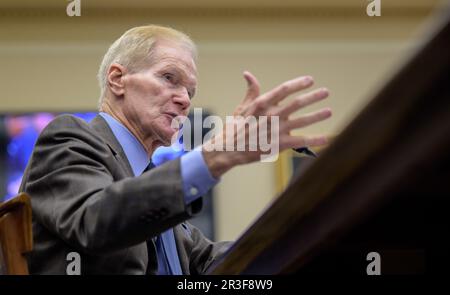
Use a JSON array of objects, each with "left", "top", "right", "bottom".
[{"left": 163, "top": 73, "right": 175, "bottom": 83}]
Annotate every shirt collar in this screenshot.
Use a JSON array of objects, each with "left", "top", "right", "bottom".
[{"left": 99, "top": 112, "right": 149, "bottom": 176}]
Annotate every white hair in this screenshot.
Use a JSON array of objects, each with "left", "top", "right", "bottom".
[{"left": 97, "top": 25, "right": 197, "bottom": 110}]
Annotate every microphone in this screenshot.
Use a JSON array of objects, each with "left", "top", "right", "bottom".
[{"left": 292, "top": 147, "right": 317, "bottom": 158}]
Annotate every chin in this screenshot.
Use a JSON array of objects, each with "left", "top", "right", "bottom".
[{"left": 159, "top": 127, "right": 179, "bottom": 146}]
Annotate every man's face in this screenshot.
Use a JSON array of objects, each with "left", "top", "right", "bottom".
[{"left": 121, "top": 40, "right": 197, "bottom": 149}]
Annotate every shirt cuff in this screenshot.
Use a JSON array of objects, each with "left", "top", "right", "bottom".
[{"left": 180, "top": 148, "right": 219, "bottom": 205}]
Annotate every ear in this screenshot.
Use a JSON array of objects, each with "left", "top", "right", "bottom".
[{"left": 107, "top": 63, "right": 127, "bottom": 96}]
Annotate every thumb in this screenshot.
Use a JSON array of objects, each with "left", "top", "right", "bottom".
[{"left": 243, "top": 71, "right": 260, "bottom": 102}]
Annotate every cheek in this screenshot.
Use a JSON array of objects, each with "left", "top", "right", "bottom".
[
  {"left": 134, "top": 83, "right": 169, "bottom": 109},
  {"left": 130, "top": 79, "right": 159, "bottom": 98},
  {"left": 126, "top": 72, "right": 160, "bottom": 96}
]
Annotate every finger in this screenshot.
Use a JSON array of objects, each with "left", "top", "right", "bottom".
[
  {"left": 302, "top": 135, "right": 329, "bottom": 147},
  {"left": 281, "top": 134, "right": 329, "bottom": 149},
  {"left": 287, "top": 108, "right": 332, "bottom": 130},
  {"left": 243, "top": 71, "right": 260, "bottom": 102},
  {"left": 259, "top": 75, "right": 314, "bottom": 106},
  {"left": 277, "top": 88, "right": 329, "bottom": 118}
]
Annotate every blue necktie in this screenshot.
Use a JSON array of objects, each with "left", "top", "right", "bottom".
[{"left": 144, "top": 162, "right": 182, "bottom": 275}]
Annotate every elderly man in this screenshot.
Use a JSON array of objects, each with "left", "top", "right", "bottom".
[{"left": 20, "top": 25, "right": 331, "bottom": 274}]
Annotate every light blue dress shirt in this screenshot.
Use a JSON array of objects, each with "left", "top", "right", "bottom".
[{"left": 99, "top": 112, "right": 218, "bottom": 274}]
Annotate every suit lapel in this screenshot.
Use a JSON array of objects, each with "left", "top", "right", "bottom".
[
  {"left": 89, "top": 115, "right": 134, "bottom": 177},
  {"left": 89, "top": 114, "right": 184, "bottom": 275},
  {"left": 90, "top": 114, "right": 159, "bottom": 273}
]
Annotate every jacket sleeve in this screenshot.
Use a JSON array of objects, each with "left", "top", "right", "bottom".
[
  {"left": 175, "top": 222, "right": 232, "bottom": 274},
  {"left": 20, "top": 115, "right": 202, "bottom": 255}
]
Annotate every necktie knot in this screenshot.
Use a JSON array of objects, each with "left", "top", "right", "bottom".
[{"left": 143, "top": 161, "right": 155, "bottom": 173}]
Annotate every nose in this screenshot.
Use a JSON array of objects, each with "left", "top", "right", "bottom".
[{"left": 173, "top": 87, "right": 191, "bottom": 110}]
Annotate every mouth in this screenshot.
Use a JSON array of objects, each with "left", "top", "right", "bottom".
[
  {"left": 164, "top": 112, "right": 183, "bottom": 130},
  {"left": 164, "top": 112, "right": 179, "bottom": 119}
]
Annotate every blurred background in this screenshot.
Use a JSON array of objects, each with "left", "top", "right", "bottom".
[{"left": 0, "top": 0, "right": 444, "bottom": 242}]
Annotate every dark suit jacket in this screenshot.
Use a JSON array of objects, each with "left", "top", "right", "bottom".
[{"left": 19, "top": 114, "right": 230, "bottom": 274}]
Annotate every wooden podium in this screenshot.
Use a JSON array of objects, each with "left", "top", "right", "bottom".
[{"left": 208, "top": 7, "right": 450, "bottom": 275}]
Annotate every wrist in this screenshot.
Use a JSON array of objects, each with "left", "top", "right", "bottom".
[{"left": 201, "top": 144, "right": 237, "bottom": 179}]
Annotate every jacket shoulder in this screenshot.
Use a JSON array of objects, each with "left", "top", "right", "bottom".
[
  {"left": 41, "top": 114, "right": 93, "bottom": 134},
  {"left": 38, "top": 114, "right": 107, "bottom": 148}
]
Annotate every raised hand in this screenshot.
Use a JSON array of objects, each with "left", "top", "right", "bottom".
[{"left": 202, "top": 71, "right": 332, "bottom": 177}]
